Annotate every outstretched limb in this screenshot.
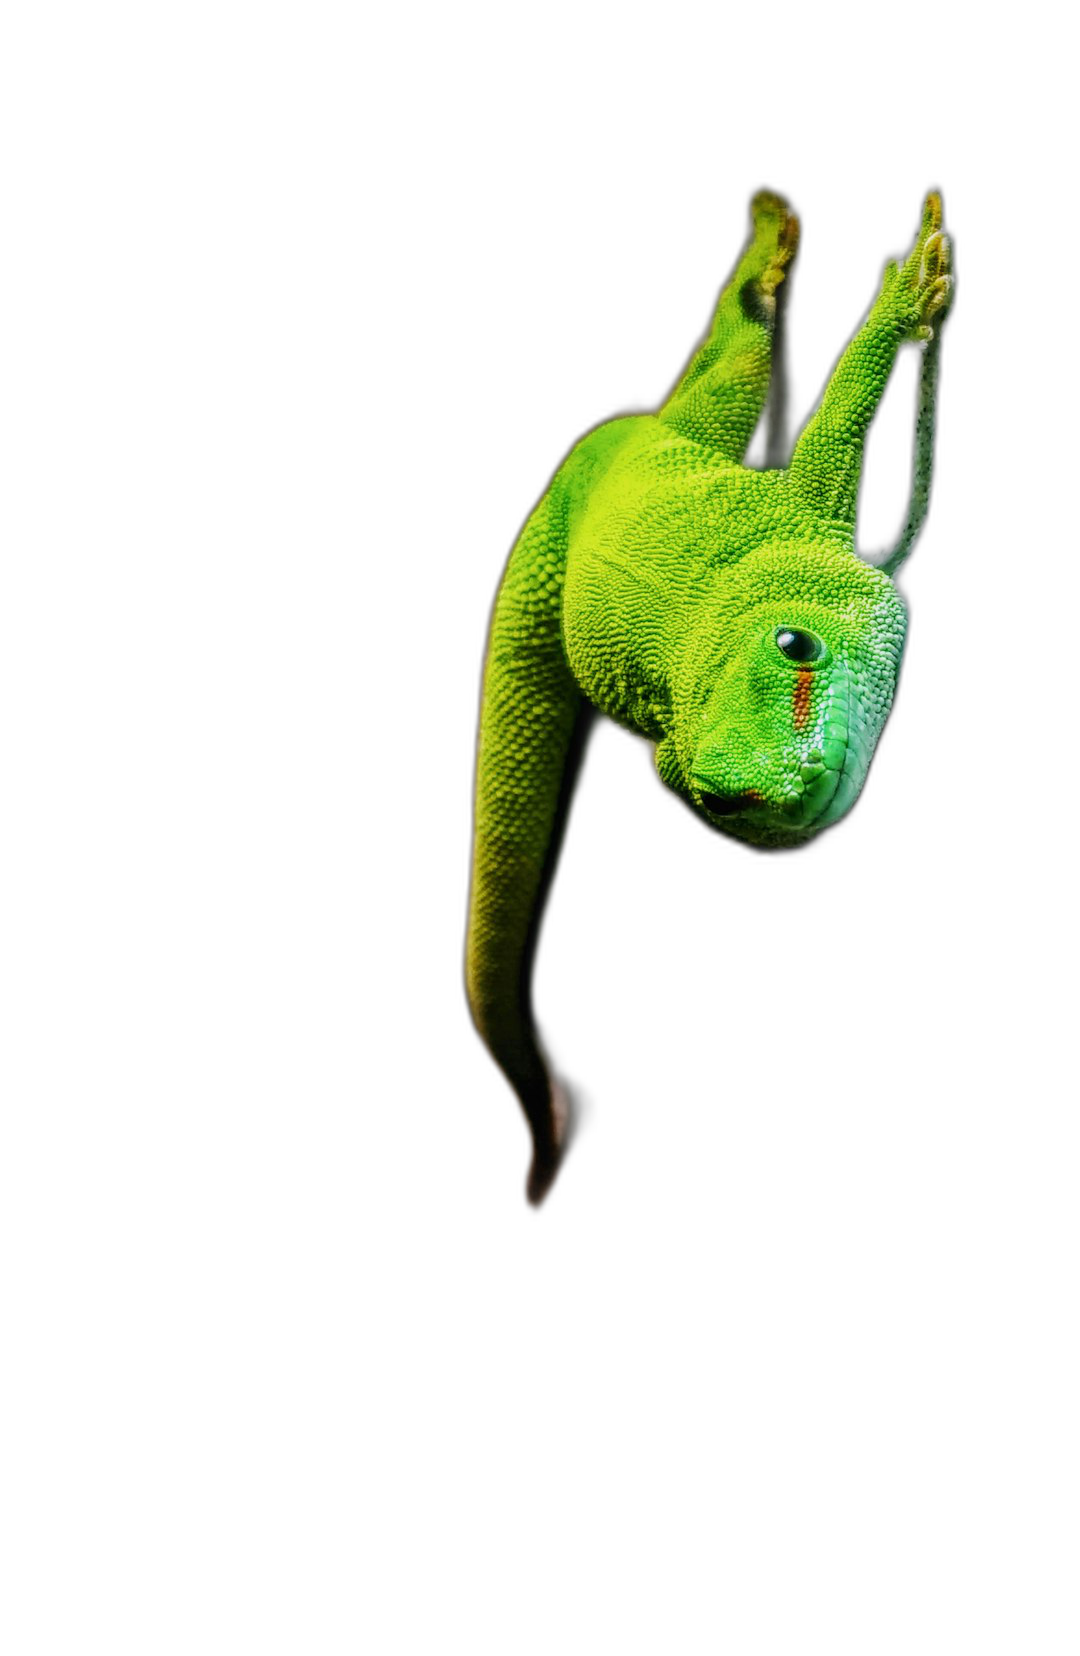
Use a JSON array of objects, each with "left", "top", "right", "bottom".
[
  {"left": 660, "top": 190, "right": 799, "bottom": 462},
  {"left": 763, "top": 231, "right": 793, "bottom": 470},
  {"left": 877, "top": 327, "right": 943, "bottom": 575},
  {"left": 787, "top": 191, "right": 953, "bottom": 528},
  {"left": 465, "top": 488, "right": 589, "bottom": 1204}
]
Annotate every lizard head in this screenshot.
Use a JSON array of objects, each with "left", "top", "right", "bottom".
[{"left": 671, "top": 544, "right": 907, "bottom": 848}]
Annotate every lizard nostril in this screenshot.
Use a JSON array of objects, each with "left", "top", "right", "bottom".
[{"left": 700, "top": 790, "right": 756, "bottom": 816}]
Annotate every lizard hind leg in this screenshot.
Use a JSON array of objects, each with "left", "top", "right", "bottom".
[{"left": 660, "top": 189, "right": 800, "bottom": 463}]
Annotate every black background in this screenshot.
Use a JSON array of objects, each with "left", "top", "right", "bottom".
[{"left": 394, "top": 120, "right": 1046, "bottom": 1304}]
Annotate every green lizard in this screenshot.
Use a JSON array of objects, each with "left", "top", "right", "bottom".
[{"left": 466, "top": 190, "right": 952, "bottom": 1203}]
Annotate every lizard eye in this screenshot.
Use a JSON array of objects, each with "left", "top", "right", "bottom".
[{"left": 775, "top": 627, "right": 825, "bottom": 663}]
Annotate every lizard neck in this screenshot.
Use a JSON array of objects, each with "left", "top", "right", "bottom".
[{"left": 559, "top": 421, "right": 798, "bottom": 739}]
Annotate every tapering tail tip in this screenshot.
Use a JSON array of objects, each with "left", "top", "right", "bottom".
[{"left": 525, "top": 1079, "right": 571, "bottom": 1206}]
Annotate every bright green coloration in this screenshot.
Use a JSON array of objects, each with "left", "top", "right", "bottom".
[{"left": 466, "top": 190, "right": 953, "bottom": 1202}]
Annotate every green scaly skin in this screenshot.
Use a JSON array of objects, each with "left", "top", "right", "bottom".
[{"left": 466, "top": 191, "right": 953, "bottom": 1203}]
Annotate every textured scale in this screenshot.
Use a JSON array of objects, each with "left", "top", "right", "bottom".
[{"left": 466, "top": 190, "right": 953, "bottom": 1202}]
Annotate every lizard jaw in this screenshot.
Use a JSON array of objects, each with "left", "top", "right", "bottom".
[{"left": 693, "top": 661, "right": 880, "bottom": 845}]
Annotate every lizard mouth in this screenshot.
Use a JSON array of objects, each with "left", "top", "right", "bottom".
[
  {"left": 698, "top": 790, "right": 761, "bottom": 816},
  {"left": 709, "top": 752, "right": 861, "bottom": 838}
]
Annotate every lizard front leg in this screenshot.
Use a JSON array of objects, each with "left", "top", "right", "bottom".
[
  {"left": 787, "top": 191, "right": 953, "bottom": 527},
  {"left": 660, "top": 189, "right": 799, "bottom": 462},
  {"left": 465, "top": 488, "right": 589, "bottom": 1204}
]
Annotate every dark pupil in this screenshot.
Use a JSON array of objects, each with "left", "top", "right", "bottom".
[{"left": 776, "top": 628, "right": 820, "bottom": 662}]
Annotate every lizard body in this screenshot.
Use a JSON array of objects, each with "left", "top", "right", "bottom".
[{"left": 466, "top": 191, "right": 952, "bottom": 1202}]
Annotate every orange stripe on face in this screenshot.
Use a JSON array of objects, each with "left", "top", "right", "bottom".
[{"left": 792, "top": 669, "right": 813, "bottom": 731}]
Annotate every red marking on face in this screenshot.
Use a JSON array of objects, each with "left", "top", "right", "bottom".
[{"left": 792, "top": 670, "right": 812, "bottom": 731}]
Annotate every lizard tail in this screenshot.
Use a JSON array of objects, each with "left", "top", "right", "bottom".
[{"left": 465, "top": 490, "right": 590, "bottom": 1204}]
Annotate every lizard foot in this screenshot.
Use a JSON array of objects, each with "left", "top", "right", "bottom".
[
  {"left": 887, "top": 189, "right": 954, "bottom": 342},
  {"left": 747, "top": 190, "right": 800, "bottom": 319}
]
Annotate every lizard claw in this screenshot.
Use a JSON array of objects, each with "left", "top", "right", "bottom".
[
  {"left": 893, "top": 190, "right": 954, "bottom": 342},
  {"left": 747, "top": 190, "right": 800, "bottom": 311}
]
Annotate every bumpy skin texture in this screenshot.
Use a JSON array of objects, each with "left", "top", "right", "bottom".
[{"left": 466, "top": 191, "right": 952, "bottom": 1202}]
